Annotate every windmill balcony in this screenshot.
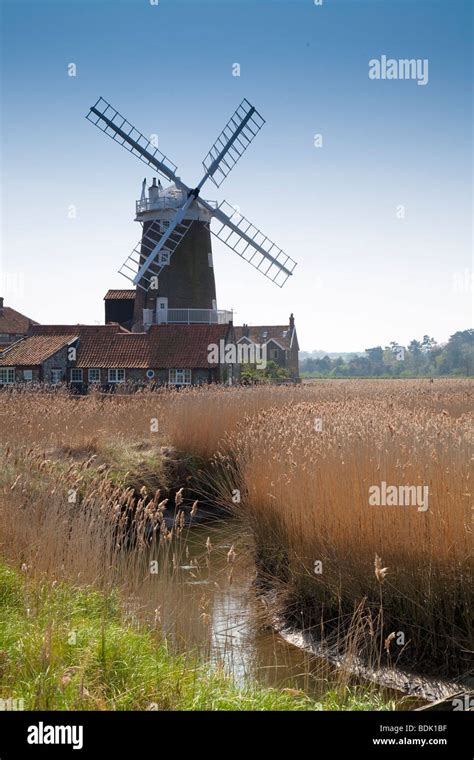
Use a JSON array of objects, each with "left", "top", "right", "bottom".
[
  {"left": 144, "top": 308, "right": 233, "bottom": 326},
  {"left": 136, "top": 198, "right": 218, "bottom": 214}
]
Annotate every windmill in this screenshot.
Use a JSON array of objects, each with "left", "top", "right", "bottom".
[{"left": 86, "top": 97, "right": 297, "bottom": 328}]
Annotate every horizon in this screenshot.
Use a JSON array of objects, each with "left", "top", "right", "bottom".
[{"left": 1, "top": 291, "right": 468, "bottom": 355}]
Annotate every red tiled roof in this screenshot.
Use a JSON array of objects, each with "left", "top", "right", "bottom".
[
  {"left": 2, "top": 323, "right": 232, "bottom": 370},
  {"left": 29, "top": 324, "right": 130, "bottom": 336},
  {"left": 148, "top": 324, "right": 230, "bottom": 368},
  {"left": 0, "top": 306, "right": 38, "bottom": 334},
  {"left": 104, "top": 290, "right": 136, "bottom": 300},
  {"left": 76, "top": 333, "right": 149, "bottom": 368},
  {"left": 0, "top": 335, "right": 77, "bottom": 366}
]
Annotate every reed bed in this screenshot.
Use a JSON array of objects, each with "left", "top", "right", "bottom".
[
  {"left": 0, "top": 379, "right": 472, "bottom": 680},
  {"left": 1, "top": 379, "right": 470, "bottom": 456},
  {"left": 224, "top": 393, "right": 472, "bottom": 676}
]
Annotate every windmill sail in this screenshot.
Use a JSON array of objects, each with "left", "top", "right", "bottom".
[
  {"left": 202, "top": 99, "right": 265, "bottom": 188},
  {"left": 86, "top": 96, "right": 298, "bottom": 292},
  {"left": 131, "top": 194, "right": 196, "bottom": 286},
  {"left": 86, "top": 97, "right": 187, "bottom": 190},
  {"left": 209, "top": 200, "right": 297, "bottom": 287},
  {"left": 119, "top": 215, "right": 195, "bottom": 291}
]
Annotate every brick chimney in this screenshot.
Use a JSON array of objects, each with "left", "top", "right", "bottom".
[
  {"left": 0, "top": 297, "right": 4, "bottom": 315},
  {"left": 242, "top": 323, "right": 249, "bottom": 338},
  {"left": 289, "top": 313, "right": 295, "bottom": 330}
]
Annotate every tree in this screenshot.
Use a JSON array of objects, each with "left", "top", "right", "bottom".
[
  {"left": 365, "top": 346, "right": 384, "bottom": 375},
  {"left": 439, "top": 330, "right": 474, "bottom": 375},
  {"left": 421, "top": 335, "right": 437, "bottom": 353},
  {"left": 407, "top": 339, "right": 426, "bottom": 374}
]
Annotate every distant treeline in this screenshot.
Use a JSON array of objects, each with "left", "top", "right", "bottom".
[{"left": 300, "top": 329, "right": 473, "bottom": 378}]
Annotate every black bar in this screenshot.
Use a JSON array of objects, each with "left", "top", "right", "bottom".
[{"left": 0, "top": 710, "right": 472, "bottom": 758}]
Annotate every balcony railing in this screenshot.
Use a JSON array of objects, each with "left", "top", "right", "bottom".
[
  {"left": 143, "top": 309, "right": 233, "bottom": 326},
  {"left": 136, "top": 198, "right": 218, "bottom": 214}
]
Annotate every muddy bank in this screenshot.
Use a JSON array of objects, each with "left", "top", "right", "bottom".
[{"left": 272, "top": 618, "right": 473, "bottom": 705}]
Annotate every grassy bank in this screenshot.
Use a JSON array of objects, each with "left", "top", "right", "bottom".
[{"left": 0, "top": 563, "right": 393, "bottom": 711}]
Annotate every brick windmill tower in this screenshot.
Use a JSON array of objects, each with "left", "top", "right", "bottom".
[
  {"left": 132, "top": 177, "right": 217, "bottom": 327},
  {"left": 87, "top": 97, "right": 297, "bottom": 330}
]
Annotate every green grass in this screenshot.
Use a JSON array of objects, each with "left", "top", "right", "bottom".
[{"left": 0, "top": 563, "right": 394, "bottom": 711}]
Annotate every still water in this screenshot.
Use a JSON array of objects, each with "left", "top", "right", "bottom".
[{"left": 126, "top": 519, "right": 411, "bottom": 705}]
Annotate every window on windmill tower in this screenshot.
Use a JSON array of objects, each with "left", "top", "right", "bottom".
[
  {"left": 158, "top": 250, "right": 170, "bottom": 266},
  {"left": 208, "top": 252, "right": 213, "bottom": 267},
  {"left": 160, "top": 220, "right": 170, "bottom": 232}
]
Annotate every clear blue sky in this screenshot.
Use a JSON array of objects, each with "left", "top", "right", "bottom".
[{"left": 1, "top": 0, "right": 472, "bottom": 351}]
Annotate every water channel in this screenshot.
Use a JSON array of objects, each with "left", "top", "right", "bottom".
[{"left": 127, "top": 519, "right": 419, "bottom": 708}]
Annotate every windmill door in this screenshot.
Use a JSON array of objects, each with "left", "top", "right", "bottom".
[{"left": 156, "top": 297, "right": 168, "bottom": 325}]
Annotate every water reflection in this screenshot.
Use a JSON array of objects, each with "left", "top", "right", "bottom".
[{"left": 128, "top": 520, "right": 405, "bottom": 704}]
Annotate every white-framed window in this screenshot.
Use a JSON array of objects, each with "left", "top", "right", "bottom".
[
  {"left": 160, "top": 220, "right": 170, "bottom": 232},
  {"left": 50, "top": 369, "right": 62, "bottom": 385},
  {"left": 0, "top": 367, "right": 15, "bottom": 384},
  {"left": 108, "top": 368, "right": 125, "bottom": 383},
  {"left": 169, "top": 369, "right": 191, "bottom": 386},
  {"left": 88, "top": 368, "right": 101, "bottom": 383},
  {"left": 23, "top": 370, "right": 33, "bottom": 381},
  {"left": 70, "top": 368, "right": 83, "bottom": 383},
  {"left": 158, "top": 250, "right": 170, "bottom": 266}
]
